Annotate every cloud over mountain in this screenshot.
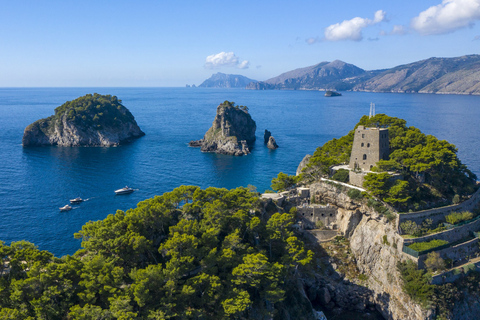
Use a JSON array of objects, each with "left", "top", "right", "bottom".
[
  {"left": 411, "top": 0, "right": 480, "bottom": 35},
  {"left": 204, "top": 52, "right": 249, "bottom": 69},
  {"left": 324, "top": 10, "right": 386, "bottom": 41}
]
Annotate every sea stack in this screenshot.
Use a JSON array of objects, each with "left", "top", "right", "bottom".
[
  {"left": 267, "top": 136, "right": 279, "bottom": 149},
  {"left": 264, "top": 129, "right": 271, "bottom": 144},
  {"left": 189, "top": 100, "right": 256, "bottom": 156},
  {"left": 22, "top": 93, "right": 145, "bottom": 147}
]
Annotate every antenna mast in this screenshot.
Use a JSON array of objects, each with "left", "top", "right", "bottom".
[{"left": 369, "top": 102, "right": 375, "bottom": 118}]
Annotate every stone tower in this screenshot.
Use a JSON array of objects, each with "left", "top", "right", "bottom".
[{"left": 349, "top": 125, "right": 389, "bottom": 171}]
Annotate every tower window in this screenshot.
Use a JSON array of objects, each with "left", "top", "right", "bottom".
[
  {"left": 362, "top": 134, "right": 365, "bottom": 138},
  {"left": 367, "top": 143, "right": 370, "bottom": 147},
  {"left": 363, "top": 154, "right": 367, "bottom": 160},
  {"left": 361, "top": 143, "right": 364, "bottom": 147}
]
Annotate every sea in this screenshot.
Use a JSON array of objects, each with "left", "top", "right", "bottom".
[{"left": 1, "top": 87, "right": 479, "bottom": 258}]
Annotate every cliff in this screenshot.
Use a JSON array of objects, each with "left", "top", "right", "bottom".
[
  {"left": 189, "top": 101, "right": 256, "bottom": 156},
  {"left": 307, "top": 181, "right": 431, "bottom": 320},
  {"left": 22, "top": 93, "right": 144, "bottom": 147},
  {"left": 199, "top": 72, "right": 257, "bottom": 88}
]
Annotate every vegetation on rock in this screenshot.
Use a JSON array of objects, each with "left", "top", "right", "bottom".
[
  {"left": 302, "top": 114, "right": 477, "bottom": 211},
  {"left": 22, "top": 93, "right": 144, "bottom": 146}
]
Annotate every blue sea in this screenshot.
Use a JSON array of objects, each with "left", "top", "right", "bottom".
[{"left": 1, "top": 88, "right": 479, "bottom": 257}]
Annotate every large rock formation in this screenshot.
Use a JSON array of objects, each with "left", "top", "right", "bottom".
[
  {"left": 189, "top": 101, "right": 256, "bottom": 156},
  {"left": 22, "top": 93, "right": 144, "bottom": 147},
  {"left": 199, "top": 72, "right": 257, "bottom": 88}
]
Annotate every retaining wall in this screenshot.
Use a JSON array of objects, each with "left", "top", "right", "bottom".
[
  {"left": 418, "top": 238, "right": 480, "bottom": 269},
  {"left": 431, "top": 261, "right": 480, "bottom": 285},
  {"left": 298, "top": 205, "right": 337, "bottom": 228},
  {"left": 398, "top": 187, "right": 480, "bottom": 227},
  {"left": 307, "top": 230, "right": 339, "bottom": 241},
  {"left": 403, "top": 218, "right": 480, "bottom": 246}
]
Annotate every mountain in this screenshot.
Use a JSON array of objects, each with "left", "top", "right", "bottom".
[
  {"left": 246, "top": 60, "right": 373, "bottom": 91},
  {"left": 198, "top": 72, "right": 257, "bottom": 88},
  {"left": 247, "top": 55, "right": 480, "bottom": 95},
  {"left": 353, "top": 55, "right": 480, "bottom": 94}
]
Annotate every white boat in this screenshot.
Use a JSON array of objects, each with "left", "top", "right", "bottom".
[
  {"left": 70, "top": 197, "right": 83, "bottom": 204},
  {"left": 60, "top": 205, "right": 72, "bottom": 212},
  {"left": 115, "top": 186, "right": 134, "bottom": 195}
]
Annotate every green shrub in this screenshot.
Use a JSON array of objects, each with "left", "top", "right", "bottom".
[
  {"left": 347, "top": 188, "right": 363, "bottom": 200},
  {"left": 382, "top": 235, "right": 390, "bottom": 246},
  {"left": 400, "top": 220, "right": 421, "bottom": 236},
  {"left": 315, "top": 220, "right": 325, "bottom": 230},
  {"left": 445, "top": 211, "right": 474, "bottom": 225},
  {"left": 408, "top": 239, "right": 449, "bottom": 252},
  {"left": 398, "top": 260, "right": 433, "bottom": 307},
  {"left": 424, "top": 252, "right": 446, "bottom": 272},
  {"left": 332, "top": 169, "right": 349, "bottom": 183},
  {"left": 452, "top": 194, "right": 461, "bottom": 204}
]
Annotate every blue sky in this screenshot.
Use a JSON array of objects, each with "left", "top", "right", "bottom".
[{"left": 1, "top": 0, "right": 480, "bottom": 87}]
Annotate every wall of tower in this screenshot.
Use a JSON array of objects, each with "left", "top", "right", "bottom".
[{"left": 349, "top": 126, "right": 389, "bottom": 171}]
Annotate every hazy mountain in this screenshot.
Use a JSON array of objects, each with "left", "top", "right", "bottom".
[
  {"left": 247, "top": 55, "right": 480, "bottom": 95},
  {"left": 246, "top": 60, "right": 374, "bottom": 91},
  {"left": 199, "top": 72, "right": 257, "bottom": 88},
  {"left": 353, "top": 55, "right": 480, "bottom": 94}
]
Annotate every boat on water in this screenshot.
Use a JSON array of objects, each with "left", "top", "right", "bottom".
[
  {"left": 70, "top": 197, "right": 83, "bottom": 204},
  {"left": 324, "top": 90, "right": 342, "bottom": 97},
  {"left": 115, "top": 186, "right": 134, "bottom": 195},
  {"left": 59, "top": 205, "right": 72, "bottom": 212}
]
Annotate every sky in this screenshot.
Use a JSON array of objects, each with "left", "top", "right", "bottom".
[{"left": 1, "top": 0, "right": 480, "bottom": 87}]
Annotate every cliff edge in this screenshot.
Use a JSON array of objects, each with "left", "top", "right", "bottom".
[
  {"left": 22, "top": 93, "right": 144, "bottom": 147},
  {"left": 189, "top": 101, "right": 256, "bottom": 156}
]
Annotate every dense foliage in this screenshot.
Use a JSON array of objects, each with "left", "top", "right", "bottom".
[
  {"left": 45, "top": 93, "right": 136, "bottom": 130},
  {"left": 302, "top": 114, "right": 477, "bottom": 210},
  {"left": 398, "top": 260, "right": 434, "bottom": 308},
  {"left": 407, "top": 239, "right": 449, "bottom": 252},
  {"left": 0, "top": 186, "right": 315, "bottom": 319}
]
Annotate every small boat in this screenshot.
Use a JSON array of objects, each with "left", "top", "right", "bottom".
[
  {"left": 60, "top": 205, "right": 72, "bottom": 212},
  {"left": 324, "top": 90, "right": 342, "bottom": 97},
  {"left": 70, "top": 197, "right": 83, "bottom": 204},
  {"left": 115, "top": 186, "right": 134, "bottom": 195}
]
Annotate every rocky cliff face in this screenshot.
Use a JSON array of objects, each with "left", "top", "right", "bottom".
[
  {"left": 22, "top": 94, "right": 145, "bottom": 147},
  {"left": 308, "top": 182, "right": 432, "bottom": 320},
  {"left": 189, "top": 101, "right": 256, "bottom": 156}
]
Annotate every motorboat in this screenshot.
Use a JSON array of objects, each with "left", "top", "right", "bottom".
[
  {"left": 60, "top": 205, "right": 72, "bottom": 212},
  {"left": 70, "top": 197, "right": 83, "bottom": 204},
  {"left": 115, "top": 186, "right": 134, "bottom": 195}
]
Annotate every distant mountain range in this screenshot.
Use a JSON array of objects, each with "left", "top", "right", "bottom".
[
  {"left": 238, "top": 54, "right": 480, "bottom": 95},
  {"left": 199, "top": 72, "right": 257, "bottom": 88}
]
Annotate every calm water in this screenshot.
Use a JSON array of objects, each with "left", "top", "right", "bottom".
[{"left": 0, "top": 88, "right": 479, "bottom": 257}]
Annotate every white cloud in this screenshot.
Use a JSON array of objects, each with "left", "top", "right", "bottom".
[
  {"left": 411, "top": 0, "right": 480, "bottom": 35},
  {"left": 324, "top": 10, "right": 386, "bottom": 41},
  {"left": 204, "top": 52, "right": 249, "bottom": 69},
  {"left": 391, "top": 25, "right": 407, "bottom": 35}
]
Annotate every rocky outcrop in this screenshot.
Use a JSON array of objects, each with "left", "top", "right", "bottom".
[
  {"left": 22, "top": 93, "right": 144, "bottom": 147},
  {"left": 264, "top": 129, "right": 271, "bottom": 144},
  {"left": 296, "top": 154, "right": 312, "bottom": 176},
  {"left": 189, "top": 101, "right": 256, "bottom": 156},
  {"left": 267, "top": 136, "right": 279, "bottom": 149},
  {"left": 308, "top": 181, "right": 432, "bottom": 320}
]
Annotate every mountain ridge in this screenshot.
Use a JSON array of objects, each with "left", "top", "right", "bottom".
[{"left": 243, "top": 54, "right": 480, "bottom": 95}]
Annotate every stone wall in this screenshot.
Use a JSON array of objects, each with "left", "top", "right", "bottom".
[
  {"left": 397, "top": 186, "right": 480, "bottom": 228},
  {"left": 403, "top": 218, "right": 480, "bottom": 246},
  {"left": 417, "top": 238, "right": 480, "bottom": 269},
  {"left": 431, "top": 260, "right": 480, "bottom": 285},
  {"left": 298, "top": 205, "right": 337, "bottom": 228},
  {"left": 348, "top": 171, "right": 367, "bottom": 188}
]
